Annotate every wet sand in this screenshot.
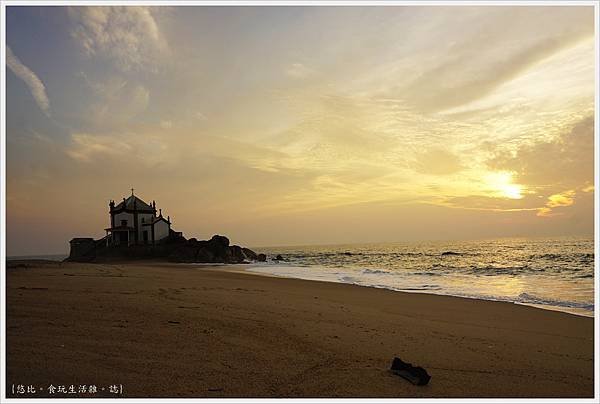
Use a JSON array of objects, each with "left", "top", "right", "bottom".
[{"left": 5, "top": 260, "right": 595, "bottom": 398}]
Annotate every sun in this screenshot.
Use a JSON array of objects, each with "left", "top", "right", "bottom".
[{"left": 486, "top": 172, "right": 524, "bottom": 200}]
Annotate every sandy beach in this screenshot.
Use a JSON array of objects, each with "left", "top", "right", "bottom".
[{"left": 6, "top": 260, "right": 594, "bottom": 398}]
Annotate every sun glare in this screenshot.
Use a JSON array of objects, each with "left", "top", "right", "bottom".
[{"left": 487, "top": 172, "right": 524, "bottom": 200}]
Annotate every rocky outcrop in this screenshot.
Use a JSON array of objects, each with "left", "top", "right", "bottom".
[
  {"left": 66, "top": 233, "right": 263, "bottom": 264},
  {"left": 167, "top": 235, "right": 249, "bottom": 263}
]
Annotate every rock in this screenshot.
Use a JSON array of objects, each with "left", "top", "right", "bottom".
[
  {"left": 230, "top": 245, "right": 245, "bottom": 263},
  {"left": 195, "top": 246, "right": 216, "bottom": 263},
  {"left": 68, "top": 231, "right": 262, "bottom": 265},
  {"left": 242, "top": 247, "right": 258, "bottom": 260},
  {"left": 274, "top": 254, "right": 284, "bottom": 261},
  {"left": 210, "top": 235, "right": 230, "bottom": 247},
  {"left": 390, "top": 357, "right": 431, "bottom": 386},
  {"left": 257, "top": 254, "right": 267, "bottom": 262},
  {"left": 168, "top": 244, "right": 198, "bottom": 263}
]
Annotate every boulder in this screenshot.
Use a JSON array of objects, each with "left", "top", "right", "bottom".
[
  {"left": 204, "top": 236, "right": 230, "bottom": 260},
  {"left": 242, "top": 247, "right": 258, "bottom": 260},
  {"left": 257, "top": 253, "right": 267, "bottom": 262},
  {"left": 230, "top": 245, "right": 245, "bottom": 263},
  {"left": 210, "top": 235, "right": 230, "bottom": 247}
]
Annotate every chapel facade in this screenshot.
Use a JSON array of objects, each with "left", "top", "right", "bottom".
[{"left": 105, "top": 191, "right": 172, "bottom": 246}]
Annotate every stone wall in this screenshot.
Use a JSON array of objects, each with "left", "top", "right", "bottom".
[{"left": 67, "top": 238, "right": 96, "bottom": 262}]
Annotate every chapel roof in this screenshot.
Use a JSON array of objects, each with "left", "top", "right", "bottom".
[
  {"left": 113, "top": 195, "right": 155, "bottom": 212},
  {"left": 142, "top": 216, "right": 170, "bottom": 225}
]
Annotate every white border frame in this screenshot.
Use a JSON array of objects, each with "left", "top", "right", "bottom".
[{"left": 1, "top": 1, "right": 598, "bottom": 403}]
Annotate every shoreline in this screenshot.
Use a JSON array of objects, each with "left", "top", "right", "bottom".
[
  {"left": 6, "top": 260, "right": 594, "bottom": 398},
  {"left": 6, "top": 256, "right": 595, "bottom": 318},
  {"left": 8, "top": 258, "right": 595, "bottom": 318},
  {"left": 199, "top": 261, "right": 596, "bottom": 318}
]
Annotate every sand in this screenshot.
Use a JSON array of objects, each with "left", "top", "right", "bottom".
[{"left": 5, "top": 260, "right": 595, "bottom": 398}]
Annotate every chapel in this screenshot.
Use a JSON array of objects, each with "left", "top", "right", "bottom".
[{"left": 105, "top": 190, "right": 172, "bottom": 246}]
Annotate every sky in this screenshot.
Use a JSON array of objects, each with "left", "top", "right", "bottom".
[{"left": 4, "top": 5, "right": 596, "bottom": 255}]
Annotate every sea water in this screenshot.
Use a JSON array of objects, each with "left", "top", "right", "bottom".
[{"left": 246, "top": 237, "right": 595, "bottom": 317}]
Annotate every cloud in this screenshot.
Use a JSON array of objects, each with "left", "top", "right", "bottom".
[
  {"left": 488, "top": 117, "right": 593, "bottom": 218},
  {"left": 68, "top": 6, "right": 166, "bottom": 72},
  {"left": 6, "top": 46, "right": 50, "bottom": 115},
  {"left": 537, "top": 190, "right": 576, "bottom": 217},
  {"left": 582, "top": 184, "right": 594, "bottom": 193},
  {"left": 546, "top": 190, "right": 576, "bottom": 208},
  {"left": 487, "top": 116, "right": 594, "bottom": 191},
  {"left": 400, "top": 31, "right": 593, "bottom": 113}
]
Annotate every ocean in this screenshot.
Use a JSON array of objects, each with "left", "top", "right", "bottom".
[{"left": 247, "top": 237, "right": 595, "bottom": 317}]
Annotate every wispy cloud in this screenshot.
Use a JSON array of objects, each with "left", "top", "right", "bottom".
[
  {"left": 399, "top": 30, "right": 593, "bottom": 113},
  {"left": 68, "top": 6, "right": 166, "bottom": 72},
  {"left": 6, "top": 46, "right": 50, "bottom": 115}
]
